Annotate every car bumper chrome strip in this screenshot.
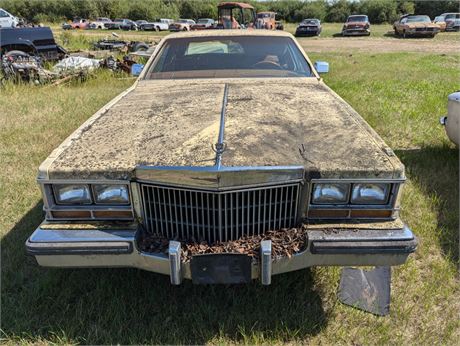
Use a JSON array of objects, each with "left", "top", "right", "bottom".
[{"left": 26, "top": 223, "right": 417, "bottom": 285}]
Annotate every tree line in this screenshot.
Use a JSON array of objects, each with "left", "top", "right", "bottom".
[{"left": 0, "top": 0, "right": 458, "bottom": 24}]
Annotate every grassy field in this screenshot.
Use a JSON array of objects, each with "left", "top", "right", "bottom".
[
  {"left": 50, "top": 23, "right": 460, "bottom": 51},
  {"left": 1, "top": 32, "right": 459, "bottom": 344}
]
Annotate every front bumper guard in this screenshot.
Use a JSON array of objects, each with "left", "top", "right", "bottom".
[{"left": 26, "top": 224, "right": 417, "bottom": 284}]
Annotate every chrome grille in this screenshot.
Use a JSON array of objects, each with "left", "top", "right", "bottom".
[{"left": 141, "top": 183, "right": 300, "bottom": 243}]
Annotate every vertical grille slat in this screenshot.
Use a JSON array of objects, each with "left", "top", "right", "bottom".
[{"left": 141, "top": 183, "right": 300, "bottom": 243}]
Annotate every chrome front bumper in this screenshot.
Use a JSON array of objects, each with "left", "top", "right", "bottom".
[{"left": 26, "top": 223, "right": 417, "bottom": 284}]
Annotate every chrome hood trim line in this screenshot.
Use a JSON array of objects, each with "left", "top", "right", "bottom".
[{"left": 135, "top": 165, "right": 305, "bottom": 190}]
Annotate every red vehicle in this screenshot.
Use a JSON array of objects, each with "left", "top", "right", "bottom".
[
  {"left": 216, "top": 2, "right": 256, "bottom": 29},
  {"left": 70, "top": 18, "right": 89, "bottom": 30}
]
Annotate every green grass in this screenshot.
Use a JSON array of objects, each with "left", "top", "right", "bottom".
[
  {"left": 49, "top": 23, "right": 460, "bottom": 51},
  {"left": 1, "top": 45, "right": 459, "bottom": 344}
]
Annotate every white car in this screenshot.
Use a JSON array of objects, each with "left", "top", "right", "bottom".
[
  {"left": 89, "top": 17, "right": 112, "bottom": 30},
  {"left": 0, "top": 8, "right": 19, "bottom": 28},
  {"left": 440, "top": 91, "right": 460, "bottom": 146}
]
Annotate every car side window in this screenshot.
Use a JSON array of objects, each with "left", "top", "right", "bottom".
[
  {"left": 0, "top": 10, "right": 9, "bottom": 17},
  {"left": 401, "top": 18, "right": 407, "bottom": 24}
]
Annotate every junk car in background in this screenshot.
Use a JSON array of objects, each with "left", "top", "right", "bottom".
[
  {"left": 191, "top": 18, "right": 216, "bottom": 30},
  {"left": 0, "top": 8, "right": 19, "bottom": 28},
  {"left": 26, "top": 30, "right": 417, "bottom": 285},
  {"left": 169, "top": 19, "right": 196, "bottom": 31},
  {"left": 105, "top": 19, "right": 137, "bottom": 30},
  {"left": 89, "top": 17, "right": 112, "bottom": 30},
  {"left": 442, "top": 12, "right": 460, "bottom": 31},
  {"left": 136, "top": 19, "right": 171, "bottom": 31},
  {"left": 342, "top": 15, "right": 370, "bottom": 36},
  {"left": 393, "top": 14, "right": 440, "bottom": 38},
  {"left": 0, "top": 27, "right": 66, "bottom": 60},
  {"left": 295, "top": 18, "right": 322, "bottom": 37}
]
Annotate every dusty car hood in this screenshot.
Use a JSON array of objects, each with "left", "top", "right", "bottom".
[
  {"left": 406, "top": 23, "right": 439, "bottom": 28},
  {"left": 41, "top": 78, "right": 403, "bottom": 180}
]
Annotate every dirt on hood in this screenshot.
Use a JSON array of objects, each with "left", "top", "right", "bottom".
[{"left": 43, "top": 78, "right": 402, "bottom": 181}]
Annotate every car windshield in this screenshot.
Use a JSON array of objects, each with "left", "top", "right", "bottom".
[
  {"left": 445, "top": 14, "right": 460, "bottom": 19},
  {"left": 302, "top": 19, "right": 318, "bottom": 24},
  {"left": 197, "top": 19, "right": 210, "bottom": 24},
  {"left": 257, "top": 13, "right": 271, "bottom": 18},
  {"left": 146, "top": 36, "right": 312, "bottom": 79},
  {"left": 406, "top": 16, "right": 431, "bottom": 23},
  {"left": 347, "top": 16, "right": 367, "bottom": 22}
]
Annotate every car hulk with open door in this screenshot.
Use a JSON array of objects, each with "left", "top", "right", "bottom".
[{"left": 26, "top": 30, "right": 417, "bottom": 285}]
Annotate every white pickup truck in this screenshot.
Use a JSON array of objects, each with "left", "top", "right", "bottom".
[{"left": 0, "top": 8, "right": 19, "bottom": 28}]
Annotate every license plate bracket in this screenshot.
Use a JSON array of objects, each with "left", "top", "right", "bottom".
[{"left": 191, "top": 254, "right": 252, "bottom": 284}]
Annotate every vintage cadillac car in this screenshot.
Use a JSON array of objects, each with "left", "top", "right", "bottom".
[
  {"left": 342, "top": 15, "right": 371, "bottom": 36},
  {"left": 393, "top": 14, "right": 440, "bottom": 38},
  {"left": 26, "top": 30, "right": 417, "bottom": 285}
]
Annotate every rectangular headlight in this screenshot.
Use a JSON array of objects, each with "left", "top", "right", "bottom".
[
  {"left": 53, "top": 184, "right": 91, "bottom": 205},
  {"left": 93, "top": 184, "right": 130, "bottom": 204},
  {"left": 312, "top": 183, "right": 350, "bottom": 204},
  {"left": 351, "top": 183, "right": 390, "bottom": 205}
]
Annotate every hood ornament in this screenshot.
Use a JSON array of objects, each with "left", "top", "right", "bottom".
[{"left": 212, "top": 142, "right": 227, "bottom": 155}]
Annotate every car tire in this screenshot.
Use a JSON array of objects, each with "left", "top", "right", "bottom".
[
  {"left": 132, "top": 42, "right": 149, "bottom": 52},
  {"left": 402, "top": 30, "right": 406, "bottom": 38},
  {"left": 182, "top": 27, "right": 188, "bottom": 31},
  {"left": 155, "top": 26, "right": 160, "bottom": 32},
  {"left": 4, "top": 50, "right": 30, "bottom": 58}
]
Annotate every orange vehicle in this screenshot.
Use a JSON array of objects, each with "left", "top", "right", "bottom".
[
  {"left": 393, "top": 14, "right": 440, "bottom": 38},
  {"left": 256, "top": 11, "right": 276, "bottom": 30},
  {"left": 216, "top": 2, "right": 256, "bottom": 29}
]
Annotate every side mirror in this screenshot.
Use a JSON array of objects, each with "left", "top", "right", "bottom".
[
  {"left": 314, "top": 61, "right": 329, "bottom": 74},
  {"left": 131, "top": 63, "right": 144, "bottom": 76}
]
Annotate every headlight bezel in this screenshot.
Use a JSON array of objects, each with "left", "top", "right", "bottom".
[
  {"left": 350, "top": 183, "right": 391, "bottom": 205},
  {"left": 310, "top": 180, "right": 398, "bottom": 207},
  {"left": 53, "top": 184, "right": 92, "bottom": 205},
  {"left": 311, "top": 183, "right": 350, "bottom": 205},
  {"left": 92, "top": 184, "right": 130, "bottom": 205},
  {"left": 52, "top": 182, "right": 131, "bottom": 206}
]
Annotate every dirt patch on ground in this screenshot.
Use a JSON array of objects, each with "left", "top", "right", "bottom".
[{"left": 299, "top": 37, "right": 460, "bottom": 54}]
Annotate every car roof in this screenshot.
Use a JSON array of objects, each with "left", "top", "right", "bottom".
[
  {"left": 218, "top": 2, "right": 254, "bottom": 10},
  {"left": 164, "top": 29, "right": 293, "bottom": 40}
]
